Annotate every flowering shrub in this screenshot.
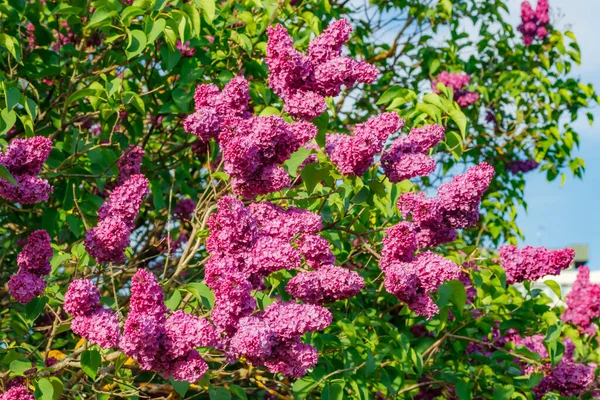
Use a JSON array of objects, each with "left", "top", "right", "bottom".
[{"left": 0, "top": 0, "right": 599, "bottom": 399}]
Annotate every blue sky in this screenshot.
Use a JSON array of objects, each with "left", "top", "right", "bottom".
[{"left": 506, "top": 0, "right": 600, "bottom": 266}]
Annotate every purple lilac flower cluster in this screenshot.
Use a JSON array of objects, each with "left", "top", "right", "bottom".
[
  {"left": 0, "top": 385, "right": 34, "bottom": 400},
  {"left": 8, "top": 230, "right": 53, "bottom": 304},
  {"left": 174, "top": 198, "right": 196, "bottom": 222},
  {"left": 229, "top": 302, "right": 332, "bottom": 378},
  {"left": 518, "top": 0, "right": 550, "bottom": 46},
  {"left": 562, "top": 266, "right": 600, "bottom": 335},
  {"left": 204, "top": 196, "right": 359, "bottom": 376},
  {"left": 399, "top": 162, "right": 495, "bottom": 248},
  {"left": 220, "top": 115, "right": 317, "bottom": 198},
  {"left": 432, "top": 71, "right": 480, "bottom": 107},
  {"left": 498, "top": 245, "right": 575, "bottom": 284},
  {"left": 117, "top": 145, "right": 145, "bottom": 185},
  {"left": 183, "top": 76, "right": 251, "bottom": 143},
  {"left": 64, "top": 279, "right": 120, "bottom": 348},
  {"left": 512, "top": 334, "right": 595, "bottom": 398},
  {"left": 184, "top": 76, "right": 318, "bottom": 198},
  {"left": 379, "top": 163, "right": 494, "bottom": 318},
  {"left": 119, "top": 269, "right": 219, "bottom": 382},
  {"left": 383, "top": 251, "right": 461, "bottom": 319},
  {"left": 266, "top": 19, "right": 378, "bottom": 120},
  {"left": 176, "top": 40, "right": 195, "bottom": 58},
  {"left": 0, "top": 136, "right": 53, "bottom": 204},
  {"left": 506, "top": 159, "right": 539, "bottom": 175},
  {"left": 326, "top": 112, "right": 404, "bottom": 177},
  {"left": 53, "top": 20, "right": 79, "bottom": 51},
  {"left": 381, "top": 124, "right": 445, "bottom": 183},
  {"left": 84, "top": 174, "right": 149, "bottom": 263}
]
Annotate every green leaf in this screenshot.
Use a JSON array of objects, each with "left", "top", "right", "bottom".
[
  {"left": 121, "top": 7, "right": 146, "bottom": 24},
  {"left": 293, "top": 377, "right": 317, "bottom": 398},
  {"left": 66, "top": 214, "right": 83, "bottom": 238},
  {"left": 66, "top": 88, "right": 97, "bottom": 106},
  {"left": 160, "top": 45, "right": 182, "bottom": 70},
  {"left": 25, "top": 97, "right": 38, "bottom": 120},
  {"left": 416, "top": 102, "right": 441, "bottom": 122},
  {"left": 48, "top": 377, "right": 64, "bottom": 400},
  {"left": 199, "top": 0, "right": 216, "bottom": 23},
  {"left": 301, "top": 163, "right": 330, "bottom": 193},
  {"left": 35, "top": 378, "right": 55, "bottom": 400},
  {"left": 368, "top": 180, "right": 386, "bottom": 197},
  {"left": 493, "top": 384, "right": 514, "bottom": 400},
  {"left": 284, "top": 147, "right": 311, "bottom": 178},
  {"left": 321, "top": 380, "right": 345, "bottom": 400},
  {"left": 147, "top": 18, "right": 167, "bottom": 44},
  {"left": 169, "top": 377, "right": 190, "bottom": 397},
  {"left": 259, "top": 106, "right": 280, "bottom": 116},
  {"left": 85, "top": 7, "right": 116, "bottom": 28},
  {"left": 455, "top": 381, "right": 472, "bottom": 400},
  {"left": 183, "top": 282, "right": 215, "bottom": 310},
  {"left": 123, "top": 91, "right": 146, "bottom": 114},
  {"left": 80, "top": 349, "right": 101, "bottom": 380},
  {"left": 377, "top": 86, "right": 402, "bottom": 105},
  {"left": 10, "top": 359, "right": 33, "bottom": 377},
  {"left": 351, "top": 187, "right": 369, "bottom": 204},
  {"left": 172, "top": 87, "right": 192, "bottom": 113},
  {"left": 25, "top": 296, "right": 48, "bottom": 323},
  {"left": 449, "top": 108, "right": 467, "bottom": 139},
  {"left": 229, "top": 385, "right": 247, "bottom": 400},
  {"left": 4, "top": 86, "right": 21, "bottom": 110},
  {"left": 0, "top": 34, "right": 21, "bottom": 62},
  {"left": 150, "top": 180, "right": 165, "bottom": 210},
  {"left": 209, "top": 387, "right": 232, "bottom": 400},
  {"left": 0, "top": 164, "right": 18, "bottom": 185},
  {"left": 165, "top": 289, "right": 182, "bottom": 311},
  {"left": 437, "top": 280, "right": 466, "bottom": 315},
  {"left": 544, "top": 325, "right": 562, "bottom": 344},
  {"left": 0, "top": 108, "right": 17, "bottom": 135},
  {"left": 544, "top": 280, "right": 562, "bottom": 298},
  {"left": 126, "top": 30, "right": 147, "bottom": 60}
]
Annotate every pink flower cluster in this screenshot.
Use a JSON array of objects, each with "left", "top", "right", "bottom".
[
  {"left": 64, "top": 279, "right": 120, "bottom": 348},
  {"left": 176, "top": 40, "right": 195, "bottom": 58},
  {"left": 220, "top": 115, "right": 317, "bottom": 198},
  {"left": 0, "top": 385, "right": 34, "bottom": 400},
  {"left": 399, "top": 162, "right": 495, "bottom": 248},
  {"left": 562, "top": 266, "right": 600, "bottom": 335},
  {"left": 379, "top": 163, "right": 494, "bottom": 318},
  {"left": 383, "top": 251, "right": 461, "bottom": 318},
  {"left": 0, "top": 136, "right": 53, "bottom": 204},
  {"left": 286, "top": 264, "right": 364, "bottom": 304},
  {"left": 498, "top": 245, "right": 575, "bottom": 284},
  {"left": 513, "top": 334, "right": 595, "bottom": 398},
  {"left": 117, "top": 145, "right": 145, "bottom": 185},
  {"left": 204, "top": 197, "right": 355, "bottom": 376},
  {"left": 8, "top": 230, "right": 52, "bottom": 303},
  {"left": 184, "top": 76, "right": 318, "bottom": 198},
  {"left": 183, "top": 76, "right": 250, "bottom": 143},
  {"left": 266, "top": 19, "right": 378, "bottom": 120},
  {"left": 518, "top": 0, "right": 550, "bottom": 46},
  {"left": 381, "top": 124, "right": 445, "bottom": 183},
  {"left": 53, "top": 20, "right": 79, "bottom": 51},
  {"left": 229, "top": 302, "right": 332, "bottom": 378},
  {"left": 120, "top": 269, "right": 219, "bottom": 382},
  {"left": 326, "top": 112, "right": 404, "bottom": 176},
  {"left": 85, "top": 174, "right": 149, "bottom": 263},
  {"left": 506, "top": 159, "right": 539, "bottom": 175},
  {"left": 174, "top": 198, "right": 196, "bottom": 222},
  {"left": 432, "top": 72, "right": 479, "bottom": 107}
]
